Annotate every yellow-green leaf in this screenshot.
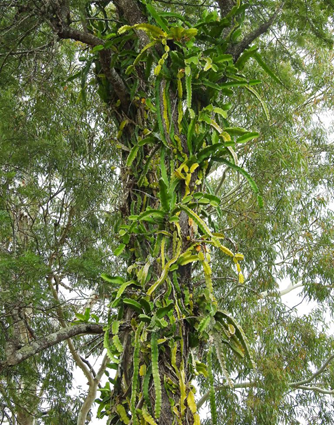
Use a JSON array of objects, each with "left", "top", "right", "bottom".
[
  {"left": 187, "top": 390, "right": 197, "bottom": 414},
  {"left": 116, "top": 404, "right": 130, "bottom": 424}
]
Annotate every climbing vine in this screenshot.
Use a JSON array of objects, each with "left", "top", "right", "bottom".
[{"left": 92, "top": 3, "right": 263, "bottom": 424}]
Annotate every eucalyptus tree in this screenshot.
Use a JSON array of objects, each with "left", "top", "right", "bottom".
[
  {"left": 1, "top": 1, "right": 334, "bottom": 425},
  {"left": 0, "top": 34, "right": 119, "bottom": 424}
]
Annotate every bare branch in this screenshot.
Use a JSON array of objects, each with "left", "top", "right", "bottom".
[
  {"left": 96, "top": 352, "right": 110, "bottom": 382},
  {"left": 197, "top": 381, "right": 255, "bottom": 410},
  {"left": 0, "top": 323, "right": 103, "bottom": 372},
  {"left": 47, "top": 272, "right": 93, "bottom": 384},
  {"left": 77, "top": 353, "right": 109, "bottom": 425},
  {"left": 290, "top": 354, "right": 334, "bottom": 387},
  {"left": 290, "top": 385, "right": 334, "bottom": 395},
  {"left": 260, "top": 281, "right": 304, "bottom": 298}
]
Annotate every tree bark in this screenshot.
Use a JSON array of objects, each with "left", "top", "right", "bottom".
[
  {"left": 16, "top": 409, "right": 35, "bottom": 425},
  {"left": 77, "top": 354, "right": 109, "bottom": 425},
  {"left": 0, "top": 324, "right": 103, "bottom": 372},
  {"left": 217, "top": 0, "right": 235, "bottom": 18}
]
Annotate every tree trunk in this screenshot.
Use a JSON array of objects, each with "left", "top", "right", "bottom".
[{"left": 16, "top": 410, "right": 35, "bottom": 425}]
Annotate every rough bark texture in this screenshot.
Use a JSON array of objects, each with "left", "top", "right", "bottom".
[
  {"left": 0, "top": 323, "right": 103, "bottom": 372},
  {"left": 227, "top": 6, "right": 283, "bottom": 61},
  {"left": 217, "top": 0, "right": 236, "bottom": 18}
]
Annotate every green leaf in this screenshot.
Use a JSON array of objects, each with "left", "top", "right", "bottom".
[
  {"left": 236, "top": 132, "right": 260, "bottom": 144},
  {"left": 156, "top": 303, "right": 174, "bottom": 319},
  {"left": 185, "top": 55, "right": 200, "bottom": 65},
  {"left": 208, "top": 347, "right": 218, "bottom": 425},
  {"left": 160, "top": 12, "right": 192, "bottom": 26},
  {"left": 138, "top": 314, "right": 151, "bottom": 323},
  {"left": 159, "top": 178, "right": 171, "bottom": 212},
  {"left": 130, "top": 322, "right": 144, "bottom": 425},
  {"left": 253, "top": 52, "right": 283, "bottom": 85},
  {"left": 101, "top": 274, "right": 125, "bottom": 285},
  {"left": 213, "top": 54, "right": 233, "bottom": 63},
  {"left": 116, "top": 405, "right": 130, "bottom": 424},
  {"left": 195, "top": 361, "right": 208, "bottom": 377},
  {"left": 160, "top": 146, "right": 169, "bottom": 186},
  {"left": 178, "top": 254, "right": 199, "bottom": 266},
  {"left": 138, "top": 136, "right": 156, "bottom": 146},
  {"left": 197, "top": 143, "right": 225, "bottom": 162},
  {"left": 204, "top": 193, "right": 221, "bottom": 207},
  {"left": 139, "top": 298, "right": 153, "bottom": 314},
  {"left": 138, "top": 209, "right": 166, "bottom": 221},
  {"left": 235, "top": 45, "right": 259, "bottom": 70},
  {"left": 133, "top": 40, "right": 157, "bottom": 68},
  {"left": 246, "top": 85, "right": 270, "bottom": 120},
  {"left": 119, "top": 23, "right": 166, "bottom": 39},
  {"left": 112, "top": 321, "right": 121, "bottom": 335},
  {"left": 143, "top": 365, "right": 153, "bottom": 408},
  {"left": 113, "top": 281, "right": 137, "bottom": 304},
  {"left": 220, "top": 81, "right": 248, "bottom": 88},
  {"left": 118, "top": 25, "right": 132, "bottom": 35},
  {"left": 215, "top": 158, "right": 261, "bottom": 200},
  {"left": 146, "top": 4, "right": 169, "bottom": 32},
  {"left": 215, "top": 310, "right": 256, "bottom": 368},
  {"left": 187, "top": 118, "right": 196, "bottom": 154},
  {"left": 92, "top": 44, "right": 105, "bottom": 52},
  {"left": 224, "top": 127, "right": 250, "bottom": 136},
  {"left": 83, "top": 308, "right": 90, "bottom": 320},
  {"left": 179, "top": 204, "right": 213, "bottom": 238},
  {"left": 74, "top": 313, "right": 87, "bottom": 322},
  {"left": 186, "top": 74, "right": 192, "bottom": 109},
  {"left": 155, "top": 78, "right": 168, "bottom": 147},
  {"left": 126, "top": 145, "right": 140, "bottom": 167},
  {"left": 212, "top": 107, "right": 228, "bottom": 118},
  {"left": 123, "top": 298, "right": 143, "bottom": 313},
  {"left": 114, "top": 243, "right": 126, "bottom": 256}
]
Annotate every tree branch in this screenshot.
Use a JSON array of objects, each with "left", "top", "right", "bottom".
[
  {"left": 197, "top": 368, "right": 334, "bottom": 411},
  {"left": 56, "top": 26, "right": 102, "bottom": 47},
  {"left": 197, "top": 353, "right": 334, "bottom": 410},
  {"left": 197, "top": 381, "right": 255, "bottom": 410},
  {"left": 0, "top": 43, "right": 52, "bottom": 57},
  {"left": 0, "top": 323, "right": 103, "bottom": 372},
  {"left": 44, "top": 1, "right": 130, "bottom": 109},
  {"left": 260, "top": 281, "right": 304, "bottom": 298},
  {"left": 290, "top": 385, "right": 334, "bottom": 395},
  {"left": 113, "top": 0, "right": 150, "bottom": 48},
  {"left": 48, "top": 273, "right": 93, "bottom": 384},
  {"left": 217, "top": 0, "right": 235, "bottom": 18},
  {"left": 77, "top": 353, "right": 109, "bottom": 425},
  {"left": 290, "top": 354, "right": 334, "bottom": 387},
  {"left": 227, "top": 4, "right": 284, "bottom": 61}
]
